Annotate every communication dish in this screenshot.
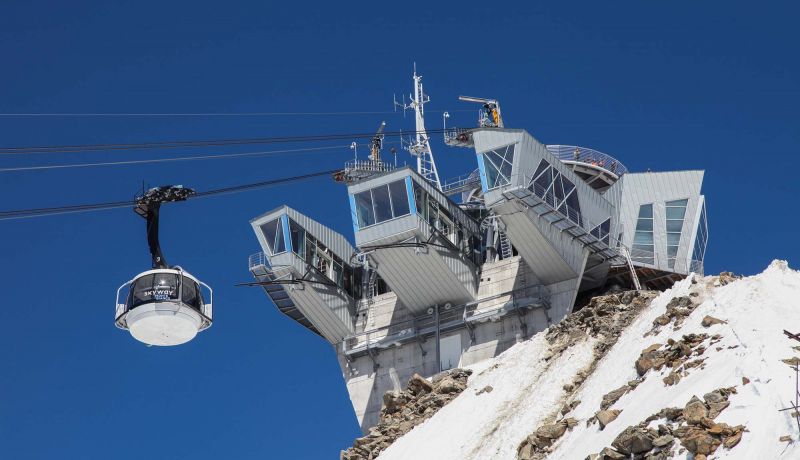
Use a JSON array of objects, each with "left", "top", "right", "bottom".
[{"left": 114, "top": 186, "right": 213, "bottom": 346}]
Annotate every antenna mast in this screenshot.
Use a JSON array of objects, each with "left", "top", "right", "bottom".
[{"left": 396, "top": 66, "right": 442, "bottom": 190}]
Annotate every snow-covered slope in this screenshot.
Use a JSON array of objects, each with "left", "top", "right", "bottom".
[{"left": 377, "top": 261, "right": 800, "bottom": 460}]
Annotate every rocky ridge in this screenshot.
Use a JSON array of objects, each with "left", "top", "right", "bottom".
[{"left": 341, "top": 368, "right": 472, "bottom": 460}]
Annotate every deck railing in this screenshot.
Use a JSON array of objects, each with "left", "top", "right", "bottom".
[{"left": 546, "top": 145, "right": 628, "bottom": 176}]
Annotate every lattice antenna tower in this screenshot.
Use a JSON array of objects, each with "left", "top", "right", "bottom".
[{"left": 394, "top": 65, "right": 442, "bottom": 190}]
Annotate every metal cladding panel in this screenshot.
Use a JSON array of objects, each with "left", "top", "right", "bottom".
[
  {"left": 280, "top": 275, "right": 354, "bottom": 343},
  {"left": 249, "top": 206, "right": 357, "bottom": 343},
  {"left": 613, "top": 171, "right": 704, "bottom": 275},
  {"left": 250, "top": 205, "right": 355, "bottom": 263},
  {"left": 368, "top": 243, "right": 476, "bottom": 315},
  {"left": 355, "top": 214, "right": 418, "bottom": 247},
  {"left": 493, "top": 200, "right": 584, "bottom": 284},
  {"left": 289, "top": 254, "right": 356, "bottom": 331},
  {"left": 473, "top": 129, "right": 615, "bottom": 234},
  {"left": 409, "top": 170, "right": 480, "bottom": 235},
  {"left": 257, "top": 255, "right": 355, "bottom": 343}
]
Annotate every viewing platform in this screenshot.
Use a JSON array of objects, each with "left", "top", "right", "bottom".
[
  {"left": 249, "top": 206, "right": 359, "bottom": 343},
  {"left": 348, "top": 167, "right": 482, "bottom": 315},
  {"left": 545, "top": 145, "right": 628, "bottom": 192}
]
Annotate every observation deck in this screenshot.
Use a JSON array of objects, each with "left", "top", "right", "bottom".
[
  {"left": 249, "top": 206, "right": 359, "bottom": 343},
  {"left": 348, "top": 167, "right": 482, "bottom": 315},
  {"left": 545, "top": 145, "right": 628, "bottom": 192}
]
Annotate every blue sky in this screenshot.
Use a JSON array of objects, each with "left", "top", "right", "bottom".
[{"left": 0, "top": 1, "right": 798, "bottom": 458}]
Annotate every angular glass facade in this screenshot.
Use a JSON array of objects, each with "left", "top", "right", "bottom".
[
  {"left": 481, "top": 144, "right": 515, "bottom": 189},
  {"left": 528, "top": 159, "right": 582, "bottom": 226},
  {"left": 590, "top": 218, "right": 611, "bottom": 245},
  {"left": 632, "top": 204, "right": 654, "bottom": 265},
  {"left": 353, "top": 179, "right": 412, "bottom": 229},
  {"left": 260, "top": 217, "right": 286, "bottom": 254},
  {"left": 413, "top": 181, "right": 482, "bottom": 266},
  {"left": 665, "top": 199, "right": 688, "bottom": 268},
  {"left": 691, "top": 201, "right": 708, "bottom": 273},
  {"left": 288, "top": 217, "right": 361, "bottom": 299}
]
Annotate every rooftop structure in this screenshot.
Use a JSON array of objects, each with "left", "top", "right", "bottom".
[{"left": 247, "top": 77, "right": 709, "bottom": 432}]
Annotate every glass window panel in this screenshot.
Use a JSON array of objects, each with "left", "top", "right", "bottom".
[
  {"left": 372, "top": 185, "right": 393, "bottom": 223},
  {"left": 181, "top": 277, "right": 201, "bottom": 311},
  {"left": 274, "top": 218, "right": 286, "bottom": 253},
  {"left": 532, "top": 159, "right": 549, "bottom": 181},
  {"left": 499, "top": 157, "right": 513, "bottom": 180},
  {"left": 354, "top": 190, "right": 375, "bottom": 228},
  {"left": 388, "top": 180, "right": 410, "bottom": 217},
  {"left": 638, "top": 204, "right": 653, "bottom": 219},
  {"left": 636, "top": 219, "right": 653, "bottom": 232},
  {"left": 666, "top": 199, "right": 688, "bottom": 208},
  {"left": 260, "top": 219, "right": 279, "bottom": 253},
  {"left": 289, "top": 219, "right": 305, "bottom": 257},
  {"left": 532, "top": 166, "right": 552, "bottom": 196},
  {"left": 666, "top": 205, "right": 687, "bottom": 220},
  {"left": 561, "top": 176, "right": 576, "bottom": 196},
  {"left": 667, "top": 245, "right": 679, "bottom": 257},
  {"left": 634, "top": 231, "right": 653, "bottom": 245},
  {"left": 666, "top": 220, "right": 683, "bottom": 233},
  {"left": 565, "top": 192, "right": 582, "bottom": 225},
  {"left": 483, "top": 153, "right": 501, "bottom": 188},
  {"left": 667, "top": 232, "right": 682, "bottom": 246},
  {"left": 553, "top": 174, "right": 565, "bottom": 204},
  {"left": 600, "top": 219, "right": 611, "bottom": 236}
]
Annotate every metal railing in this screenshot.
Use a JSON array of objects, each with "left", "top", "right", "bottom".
[
  {"left": 344, "top": 159, "right": 395, "bottom": 174},
  {"left": 516, "top": 173, "right": 621, "bottom": 247},
  {"left": 441, "top": 169, "right": 482, "bottom": 195},
  {"left": 546, "top": 145, "right": 628, "bottom": 176},
  {"left": 248, "top": 251, "right": 268, "bottom": 270},
  {"left": 342, "top": 284, "right": 549, "bottom": 355},
  {"left": 443, "top": 128, "right": 474, "bottom": 146}
]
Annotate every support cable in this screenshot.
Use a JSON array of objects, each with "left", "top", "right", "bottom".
[
  {"left": 0, "top": 169, "right": 338, "bottom": 221},
  {"left": 0, "top": 129, "right": 456, "bottom": 156}
]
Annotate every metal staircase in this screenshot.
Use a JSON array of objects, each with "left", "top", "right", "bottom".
[
  {"left": 248, "top": 254, "right": 322, "bottom": 337},
  {"left": 499, "top": 230, "right": 513, "bottom": 260}
]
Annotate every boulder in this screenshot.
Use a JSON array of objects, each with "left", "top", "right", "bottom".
[
  {"left": 536, "top": 421, "right": 568, "bottom": 441},
  {"left": 435, "top": 376, "right": 465, "bottom": 394},
  {"left": 407, "top": 374, "right": 434, "bottom": 395},
  {"left": 596, "top": 410, "right": 621, "bottom": 430},
  {"left": 652, "top": 434, "right": 674, "bottom": 447},
  {"left": 679, "top": 427, "right": 720, "bottom": 455},
  {"left": 476, "top": 385, "right": 493, "bottom": 395},
  {"left": 701, "top": 315, "right": 726, "bottom": 327},
  {"left": 599, "top": 447, "right": 625, "bottom": 459},
  {"left": 611, "top": 426, "right": 654, "bottom": 455},
  {"left": 382, "top": 391, "right": 406, "bottom": 414},
  {"left": 723, "top": 430, "right": 743, "bottom": 448},
  {"left": 517, "top": 441, "right": 535, "bottom": 460},
  {"left": 601, "top": 386, "right": 629, "bottom": 410},
  {"left": 683, "top": 396, "right": 708, "bottom": 424}
]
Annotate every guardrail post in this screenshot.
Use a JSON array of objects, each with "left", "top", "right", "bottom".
[{"left": 434, "top": 304, "right": 441, "bottom": 373}]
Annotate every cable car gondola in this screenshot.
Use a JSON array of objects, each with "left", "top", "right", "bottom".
[{"left": 114, "top": 186, "right": 213, "bottom": 346}]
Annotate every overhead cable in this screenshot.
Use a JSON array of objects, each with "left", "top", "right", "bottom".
[
  {"left": 0, "top": 128, "right": 455, "bottom": 155},
  {"left": 0, "top": 169, "right": 338, "bottom": 221},
  {"left": 0, "top": 145, "right": 346, "bottom": 173}
]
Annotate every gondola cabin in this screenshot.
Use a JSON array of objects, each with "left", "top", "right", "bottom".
[{"left": 115, "top": 267, "right": 213, "bottom": 346}]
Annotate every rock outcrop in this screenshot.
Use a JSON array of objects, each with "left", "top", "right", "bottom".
[
  {"left": 341, "top": 368, "right": 472, "bottom": 460},
  {"left": 586, "top": 387, "right": 745, "bottom": 459}
]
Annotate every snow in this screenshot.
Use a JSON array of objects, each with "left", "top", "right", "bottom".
[{"left": 378, "top": 261, "right": 800, "bottom": 459}]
